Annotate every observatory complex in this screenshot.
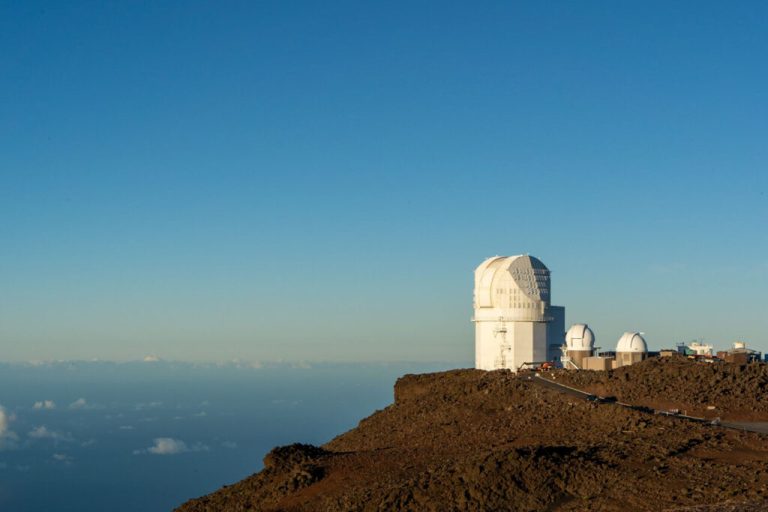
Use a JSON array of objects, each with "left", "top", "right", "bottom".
[
  {"left": 472, "top": 255, "right": 565, "bottom": 371},
  {"left": 472, "top": 254, "right": 752, "bottom": 372},
  {"left": 473, "top": 254, "right": 649, "bottom": 372}
]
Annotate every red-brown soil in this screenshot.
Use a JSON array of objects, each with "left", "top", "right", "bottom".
[
  {"left": 545, "top": 356, "right": 768, "bottom": 421},
  {"left": 176, "top": 367, "right": 768, "bottom": 511}
]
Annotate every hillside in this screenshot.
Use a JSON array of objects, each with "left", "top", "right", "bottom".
[
  {"left": 176, "top": 367, "right": 768, "bottom": 511},
  {"left": 546, "top": 356, "right": 768, "bottom": 421}
]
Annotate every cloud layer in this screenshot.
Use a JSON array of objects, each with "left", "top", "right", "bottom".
[
  {"left": 69, "top": 398, "right": 88, "bottom": 410},
  {"left": 0, "top": 405, "right": 18, "bottom": 449},
  {"left": 134, "top": 437, "right": 209, "bottom": 455},
  {"left": 28, "top": 426, "right": 72, "bottom": 442}
]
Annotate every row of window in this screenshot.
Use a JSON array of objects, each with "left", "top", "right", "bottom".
[{"left": 495, "top": 287, "right": 550, "bottom": 294}]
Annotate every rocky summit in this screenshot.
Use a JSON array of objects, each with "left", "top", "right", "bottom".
[{"left": 176, "top": 361, "right": 768, "bottom": 511}]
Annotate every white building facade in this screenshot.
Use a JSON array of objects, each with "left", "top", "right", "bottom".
[
  {"left": 473, "top": 255, "right": 565, "bottom": 371},
  {"left": 687, "top": 342, "right": 713, "bottom": 356}
]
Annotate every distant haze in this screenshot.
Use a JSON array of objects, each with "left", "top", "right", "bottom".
[{"left": 1, "top": 2, "right": 766, "bottom": 361}]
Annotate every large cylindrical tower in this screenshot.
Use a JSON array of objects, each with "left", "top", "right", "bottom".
[{"left": 473, "top": 255, "right": 565, "bottom": 371}]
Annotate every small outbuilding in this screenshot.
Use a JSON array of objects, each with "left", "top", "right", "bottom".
[{"left": 583, "top": 356, "right": 614, "bottom": 371}]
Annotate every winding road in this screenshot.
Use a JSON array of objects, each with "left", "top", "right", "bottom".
[{"left": 528, "top": 372, "right": 768, "bottom": 435}]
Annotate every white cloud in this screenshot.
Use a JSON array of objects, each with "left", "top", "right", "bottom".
[
  {"left": 119, "top": 425, "right": 135, "bottom": 430},
  {"left": 134, "top": 401, "right": 162, "bottom": 411},
  {"left": 28, "top": 426, "right": 53, "bottom": 438},
  {"left": 33, "top": 400, "right": 56, "bottom": 410},
  {"left": 0, "top": 406, "right": 18, "bottom": 449},
  {"left": 271, "top": 399, "right": 302, "bottom": 406},
  {"left": 52, "top": 453, "right": 73, "bottom": 464},
  {"left": 221, "top": 441, "right": 238, "bottom": 449},
  {"left": 68, "top": 398, "right": 89, "bottom": 410},
  {"left": 28, "top": 426, "right": 72, "bottom": 442},
  {"left": 134, "top": 437, "right": 209, "bottom": 456},
  {"left": 143, "top": 355, "right": 160, "bottom": 362},
  {"left": 148, "top": 438, "right": 187, "bottom": 455},
  {"left": 0, "top": 407, "right": 12, "bottom": 436},
  {"left": 192, "top": 411, "right": 207, "bottom": 417}
]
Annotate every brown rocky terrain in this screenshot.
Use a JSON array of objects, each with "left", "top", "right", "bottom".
[
  {"left": 545, "top": 356, "right": 768, "bottom": 421},
  {"left": 176, "top": 364, "right": 768, "bottom": 511}
]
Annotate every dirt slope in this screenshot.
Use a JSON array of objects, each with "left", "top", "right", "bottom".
[
  {"left": 546, "top": 356, "right": 768, "bottom": 421},
  {"left": 176, "top": 367, "right": 768, "bottom": 511}
]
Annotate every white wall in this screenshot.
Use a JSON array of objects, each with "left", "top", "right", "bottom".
[
  {"left": 473, "top": 255, "right": 564, "bottom": 372},
  {"left": 474, "top": 319, "right": 549, "bottom": 370}
]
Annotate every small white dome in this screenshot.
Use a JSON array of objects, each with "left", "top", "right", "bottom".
[
  {"left": 616, "top": 332, "right": 647, "bottom": 353},
  {"left": 565, "top": 324, "right": 595, "bottom": 351}
]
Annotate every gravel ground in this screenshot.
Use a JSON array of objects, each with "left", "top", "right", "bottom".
[{"left": 177, "top": 367, "right": 768, "bottom": 511}]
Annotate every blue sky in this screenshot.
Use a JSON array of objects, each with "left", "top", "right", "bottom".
[{"left": 1, "top": 1, "right": 766, "bottom": 362}]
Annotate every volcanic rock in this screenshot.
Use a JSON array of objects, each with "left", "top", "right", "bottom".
[{"left": 176, "top": 366, "right": 768, "bottom": 511}]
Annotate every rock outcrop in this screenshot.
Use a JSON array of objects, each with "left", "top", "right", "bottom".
[
  {"left": 547, "top": 356, "right": 768, "bottom": 421},
  {"left": 176, "top": 366, "right": 768, "bottom": 511}
]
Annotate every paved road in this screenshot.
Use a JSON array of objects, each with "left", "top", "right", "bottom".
[
  {"left": 722, "top": 422, "right": 768, "bottom": 434},
  {"left": 527, "top": 373, "right": 594, "bottom": 399},
  {"left": 529, "top": 373, "right": 768, "bottom": 435}
]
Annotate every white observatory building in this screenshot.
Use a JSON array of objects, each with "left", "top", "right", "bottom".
[
  {"left": 473, "top": 255, "right": 565, "bottom": 371},
  {"left": 562, "top": 323, "right": 595, "bottom": 369},
  {"left": 615, "top": 332, "right": 648, "bottom": 367}
]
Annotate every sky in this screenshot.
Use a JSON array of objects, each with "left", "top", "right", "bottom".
[{"left": 1, "top": 1, "right": 766, "bottom": 362}]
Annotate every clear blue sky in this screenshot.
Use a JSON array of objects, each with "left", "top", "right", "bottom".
[{"left": 1, "top": 1, "right": 766, "bottom": 362}]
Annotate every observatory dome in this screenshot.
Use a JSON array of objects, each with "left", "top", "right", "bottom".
[
  {"left": 473, "top": 254, "right": 565, "bottom": 371},
  {"left": 616, "top": 332, "right": 647, "bottom": 353},
  {"left": 473, "top": 255, "right": 551, "bottom": 322},
  {"left": 565, "top": 324, "right": 595, "bottom": 351}
]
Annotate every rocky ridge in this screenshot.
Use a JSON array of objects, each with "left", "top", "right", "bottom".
[
  {"left": 176, "top": 364, "right": 768, "bottom": 511},
  {"left": 547, "top": 355, "right": 768, "bottom": 421}
]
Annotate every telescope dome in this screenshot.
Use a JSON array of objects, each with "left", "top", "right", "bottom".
[
  {"left": 565, "top": 324, "right": 595, "bottom": 351},
  {"left": 616, "top": 332, "right": 647, "bottom": 353}
]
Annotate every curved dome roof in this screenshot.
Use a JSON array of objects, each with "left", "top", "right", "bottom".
[
  {"left": 474, "top": 255, "right": 551, "bottom": 310},
  {"left": 616, "top": 332, "right": 647, "bottom": 353},
  {"left": 565, "top": 324, "right": 595, "bottom": 351}
]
